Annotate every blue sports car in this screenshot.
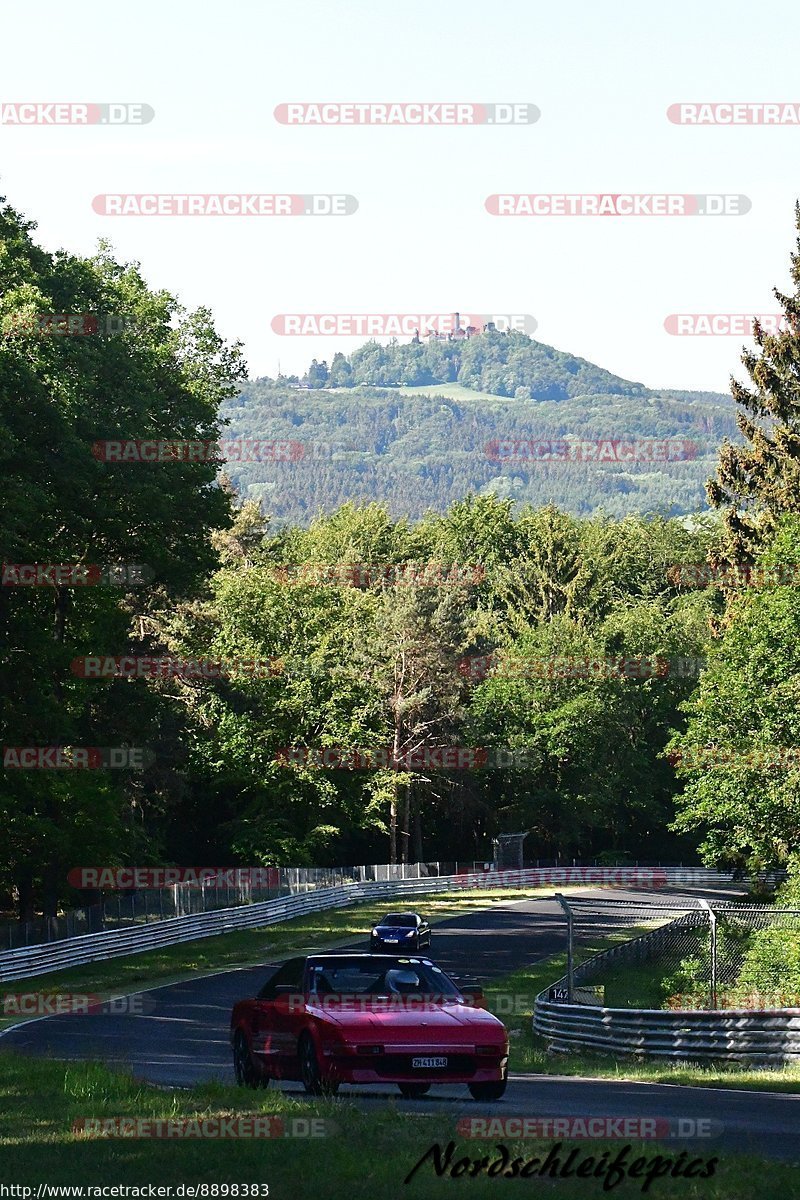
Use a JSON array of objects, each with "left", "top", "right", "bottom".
[{"left": 370, "top": 911, "right": 432, "bottom": 952}]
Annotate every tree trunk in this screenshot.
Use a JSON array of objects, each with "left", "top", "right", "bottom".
[
  {"left": 401, "top": 783, "right": 411, "bottom": 864},
  {"left": 42, "top": 862, "right": 59, "bottom": 921},
  {"left": 412, "top": 796, "right": 423, "bottom": 864},
  {"left": 15, "top": 873, "right": 35, "bottom": 924},
  {"left": 389, "top": 721, "right": 402, "bottom": 864},
  {"left": 389, "top": 787, "right": 397, "bottom": 865}
]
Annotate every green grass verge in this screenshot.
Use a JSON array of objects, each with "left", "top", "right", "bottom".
[
  {"left": 0, "top": 1053, "right": 796, "bottom": 1198},
  {"left": 0, "top": 887, "right": 567, "bottom": 1029}
]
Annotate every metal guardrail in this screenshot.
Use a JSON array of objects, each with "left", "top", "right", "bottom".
[
  {"left": 0, "top": 865, "right": 716, "bottom": 984},
  {"left": 533, "top": 1000, "right": 800, "bottom": 1062},
  {"left": 534, "top": 899, "right": 800, "bottom": 1063}
]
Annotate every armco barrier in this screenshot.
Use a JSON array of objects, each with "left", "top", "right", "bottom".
[
  {"left": 534, "top": 902, "right": 800, "bottom": 1063},
  {"left": 0, "top": 866, "right": 739, "bottom": 984},
  {"left": 533, "top": 999, "right": 800, "bottom": 1062}
]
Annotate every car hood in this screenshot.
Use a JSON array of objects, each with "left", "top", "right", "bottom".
[
  {"left": 373, "top": 927, "right": 417, "bottom": 937},
  {"left": 307, "top": 1000, "right": 505, "bottom": 1034}
]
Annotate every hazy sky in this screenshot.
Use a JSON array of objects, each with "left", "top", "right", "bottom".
[{"left": 2, "top": 0, "right": 800, "bottom": 391}]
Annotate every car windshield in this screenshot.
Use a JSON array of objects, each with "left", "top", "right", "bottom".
[
  {"left": 308, "top": 957, "right": 459, "bottom": 997},
  {"left": 380, "top": 913, "right": 417, "bottom": 927}
]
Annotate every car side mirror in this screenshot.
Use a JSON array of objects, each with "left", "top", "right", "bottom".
[{"left": 456, "top": 981, "right": 486, "bottom": 1007}]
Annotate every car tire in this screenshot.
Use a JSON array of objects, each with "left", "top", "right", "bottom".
[
  {"left": 397, "top": 1083, "right": 431, "bottom": 1099},
  {"left": 233, "top": 1030, "right": 263, "bottom": 1089},
  {"left": 299, "top": 1031, "right": 339, "bottom": 1097},
  {"left": 468, "top": 1075, "right": 507, "bottom": 1102}
]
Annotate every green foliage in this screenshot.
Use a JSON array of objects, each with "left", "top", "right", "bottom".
[
  {"left": 153, "top": 496, "right": 713, "bottom": 869},
  {"left": 669, "top": 515, "right": 800, "bottom": 869},
  {"left": 0, "top": 196, "right": 245, "bottom": 916},
  {"left": 736, "top": 926, "right": 800, "bottom": 999}
]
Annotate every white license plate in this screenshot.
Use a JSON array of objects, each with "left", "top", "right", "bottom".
[
  {"left": 412, "top": 1056, "right": 448, "bottom": 1069},
  {"left": 384, "top": 938, "right": 398, "bottom": 943}
]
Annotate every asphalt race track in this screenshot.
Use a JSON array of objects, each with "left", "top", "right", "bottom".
[{"left": 2, "top": 883, "right": 798, "bottom": 1162}]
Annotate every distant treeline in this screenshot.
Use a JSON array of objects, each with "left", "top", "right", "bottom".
[{"left": 296, "top": 330, "right": 651, "bottom": 399}]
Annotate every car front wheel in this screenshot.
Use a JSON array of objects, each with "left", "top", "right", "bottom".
[{"left": 299, "top": 1032, "right": 339, "bottom": 1096}]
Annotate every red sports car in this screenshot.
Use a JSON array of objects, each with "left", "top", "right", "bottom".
[{"left": 230, "top": 953, "right": 508, "bottom": 1099}]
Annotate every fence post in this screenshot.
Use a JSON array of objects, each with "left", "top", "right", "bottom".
[
  {"left": 555, "top": 893, "right": 574, "bottom": 1002},
  {"left": 699, "top": 900, "right": 717, "bottom": 1009}
]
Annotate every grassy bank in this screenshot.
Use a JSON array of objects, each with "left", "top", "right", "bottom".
[{"left": 0, "top": 1053, "right": 795, "bottom": 1199}]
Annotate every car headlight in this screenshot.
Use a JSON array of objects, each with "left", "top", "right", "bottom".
[
  {"left": 371, "top": 928, "right": 380, "bottom": 936},
  {"left": 404, "top": 929, "right": 415, "bottom": 936}
]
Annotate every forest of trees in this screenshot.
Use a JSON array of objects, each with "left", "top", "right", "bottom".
[
  {"left": 297, "top": 331, "right": 652, "bottom": 399},
  {"left": 223, "top": 383, "right": 737, "bottom": 524},
  {"left": 2, "top": 193, "right": 800, "bottom": 922}
]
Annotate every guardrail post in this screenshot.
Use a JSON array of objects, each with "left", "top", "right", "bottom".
[
  {"left": 555, "top": 892, "right": 574, "bottom": 1002},
  {"left": 698, "top": 900, "right": 717, "bottom": 1009}
]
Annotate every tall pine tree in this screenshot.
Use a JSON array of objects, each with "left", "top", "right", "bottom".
[{"left": 707, "top": 202, "right": 800, "bottom": 561}]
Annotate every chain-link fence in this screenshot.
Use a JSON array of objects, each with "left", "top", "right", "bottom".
[{"left": 554, "top": 895, "right": 800, "bottom": 1011}]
